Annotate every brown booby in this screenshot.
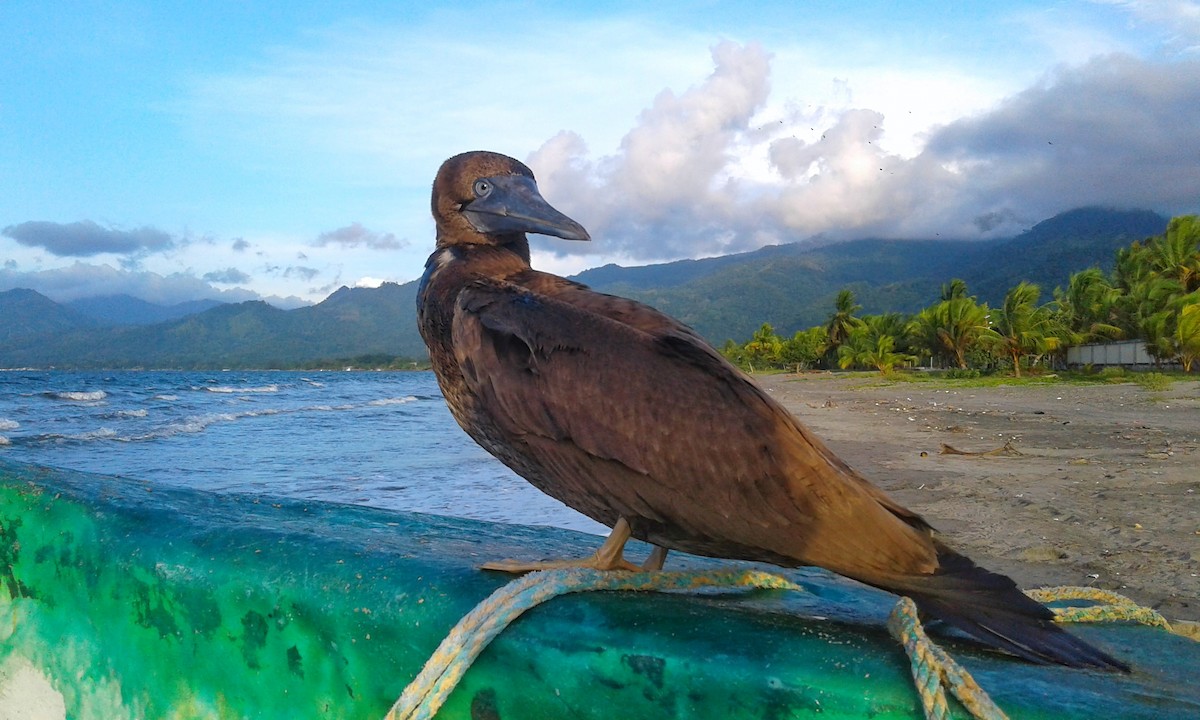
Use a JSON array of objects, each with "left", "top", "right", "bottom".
[{"left": 416, "top": 150, "right": 1127, "bottom": 671}]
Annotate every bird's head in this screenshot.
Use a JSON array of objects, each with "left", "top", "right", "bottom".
[{"left": 431, "top": 151, "right": 590, "bottom": 248}]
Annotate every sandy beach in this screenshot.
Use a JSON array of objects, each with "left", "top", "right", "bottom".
[{"left": 754, "top": 373, "right": 1200, "bottom": 625}]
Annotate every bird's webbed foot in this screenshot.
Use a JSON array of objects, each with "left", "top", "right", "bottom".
[{"left": 481, "top": 517, "right": 669, "bottom": 573}]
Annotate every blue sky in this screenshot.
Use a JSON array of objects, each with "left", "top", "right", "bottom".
[{"left": 3, "top": 1, "right": 1198, "bottom": 307}]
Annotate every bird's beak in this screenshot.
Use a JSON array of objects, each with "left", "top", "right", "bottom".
[{"left": 463, "top": 175, "right": 590, "bottom": 241}]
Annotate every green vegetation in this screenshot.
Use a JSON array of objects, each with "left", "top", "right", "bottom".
[
  {"left": 987, "top": 282, "right": 1059, "bottom": 377},
  {"left": 1134, "top": 372, "right": 1173, "bottom": 391},
  {"left": 0, "top": 207, "right": 1182, "bottom": 370},
  {"left": 837, "top": 314, "right": 915, "bottom": 373},
  {"left": 295, "top": 354, "right": 431, "bottom": 371},
  {"left": 583, "top": 207, "right": 1169, "bottom": 344},
  {"left": 0, "top": 283, "right": 430, "bottom": 370},
  {"left": 722, "top": 214, "right": 1200, "bottom": 380}
]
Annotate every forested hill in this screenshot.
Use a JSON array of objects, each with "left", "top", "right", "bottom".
[
  {"left": 576, "top": 207, "right": 1168, "bottom": 342},
  {"left": 0, "top": 207, "right": 1169, "bottom": 368},
  {"left": 0, "top": 283, "right": 425, "bottom": 369}
]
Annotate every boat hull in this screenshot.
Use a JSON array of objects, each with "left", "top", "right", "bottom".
[{"left": 0, "top": 459, "right": 1196, "bottom": 719}]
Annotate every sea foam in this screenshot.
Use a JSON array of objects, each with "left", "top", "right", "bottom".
[
  {"left": 368, "top": 396, "right": 418, "bottom": 406},
  {"left": 47, "top": 390, "right": 108, "bottom": 402},
  {"left": 203, "top": 385, "right": 279, "bottom": 394}
]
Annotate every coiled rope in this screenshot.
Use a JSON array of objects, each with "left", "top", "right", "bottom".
[
  {"left": 887, "top": 587, "right": 1185, "bottom": 720},
  {"left": 1028, "top": 586, "right": 1175, "bottom": 631},
  {"left": 384, "top": 568, "right": 801, "bottom": 720},
  {"left": 386, "top": 570, "right": 1187, "bottom": 720}
]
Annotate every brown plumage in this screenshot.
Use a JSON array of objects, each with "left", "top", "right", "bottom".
[{"left": 416, "top": 150, "right": 1127, "bottom": 671}]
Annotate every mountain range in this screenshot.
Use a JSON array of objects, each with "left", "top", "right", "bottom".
[
  {"left": 0, "top": 207, "right": 1169, "bottom": 369},
  {"left": 67, "top": 295, "right": 226, "bottom": 326},
  {"left": 574, "top": 207, "right": 1168, "bottom": 342}
]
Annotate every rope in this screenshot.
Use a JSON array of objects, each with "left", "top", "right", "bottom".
[
  {"left": 1027, "top": 586, "right": 1177, "bottom": 634},
  {"left": 888, "top": 585, "right": 1190, "bottom": 720},
  {"left": 887, "top": 597, "right": 1009, "bottom": 720},
  {"left": 386, "top": 570, "right": 1181, "bottom": 720},
  {"left": 384, "top": 568, "right": 802, "bottom": 720}
]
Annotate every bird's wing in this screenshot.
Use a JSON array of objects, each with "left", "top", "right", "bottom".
[{"left": 451, "top": 278, "right": 936, "bottom": 575}]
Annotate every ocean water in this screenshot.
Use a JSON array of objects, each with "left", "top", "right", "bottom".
[{"left": 0, "top": 370, "right": 606, "bottom": 535}]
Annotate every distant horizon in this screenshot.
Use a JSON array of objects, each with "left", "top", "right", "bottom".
[
  {"left": 4, "top": 204, "right": 1172, "bottom": 310},
  {"left": 0, "top": 204, "right": 1174, "bottom": 370}
]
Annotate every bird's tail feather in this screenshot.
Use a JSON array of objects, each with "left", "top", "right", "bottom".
[{"left": 883, "top": 542, "right": 1129, "bottom": 671}]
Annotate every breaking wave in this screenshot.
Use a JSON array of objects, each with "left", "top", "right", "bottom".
[
  {"left": 31, "top": 428, "right": 120, "bottom": 444},
  {"left": 203, "top": 385, "right": 279, "bottom": 394},
  {"left": 132, "top": 412, "right": 251, "bottom": 440},
  {"left": 46, "top": 390, "right": 108, "bottom": 402},
  {"left": 368, "top": 396, "right": 419, "bottom": 406}
]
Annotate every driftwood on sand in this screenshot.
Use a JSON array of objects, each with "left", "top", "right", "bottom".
[{"left": 939, "top": 440, "right": 1024, "bottom": 457}]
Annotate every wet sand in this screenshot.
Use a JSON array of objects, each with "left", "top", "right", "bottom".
[{"left": 755, "top": 372, "right": 1200, "bottom": 624}]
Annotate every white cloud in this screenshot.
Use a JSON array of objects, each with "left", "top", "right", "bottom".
[
  {"left": 529, "top": 42, "right": 776, "bottom": 260},
  {"left": 0, "top": 262, "right": 310, "bottom": 308},
  {"left": 524, "top": 45, "right": 1200, "bottom": 266},
  {"left": 0, "top": 262, "right": 247, "bottom": 304}
]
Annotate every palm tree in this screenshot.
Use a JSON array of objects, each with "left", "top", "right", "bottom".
[
  {"left": 837, "top": 333, "right": 902, "bottom": 373},
  {"left": 1149, "top": 215, "right": 1200, "bottom": 294},
  {"left": 838, "top": 319, "right": 914, "bottom": 373},
  {"left": 910, "top": 297, "right": 995, "bottom": 370},
  {"left": 1125, "top": 274, "right": 1184, "bottom": 367},
  {"left": 1110, "top": 234, "right": 1185, "bottom": 366},
  {"left": 1112, "top": 240, "right": 1154, "bottom": 334},
  {"left": 824, "top": 289, "right": 864, "bottom": 361},
  {"left": 867, "top": 312, "right": 912, "bottom": 353},
  {"left": 741, "top": 322, "right": 783, "bottom": 371},
  {"left": 1176, "top": 300, "right": 1200, "bottom": 372},
  {"left": 940, "top": 278, "right": 970, "bottom": 302},
  {"left": 908, "top": 307, "right": 944, "bottom": 367},
  {"left": 1140, "top": 309, "right": 1178, "bottom": 368},
  {"left": 1051, "top": 268, "right": 1123, "bottom": 345},
  {"left": 989, "top": 282, "right": 1060, "bottom": 377}
]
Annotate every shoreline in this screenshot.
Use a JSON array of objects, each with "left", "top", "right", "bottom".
[{"left": 755, "top": 372, "right": 1200, "bottom": 624}]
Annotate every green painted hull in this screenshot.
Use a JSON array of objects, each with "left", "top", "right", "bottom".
[{"left": 1, "top": 459, "right": 1197, "bottom": 719}]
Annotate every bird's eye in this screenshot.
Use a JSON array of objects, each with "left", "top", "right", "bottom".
[{"left": 473, "top": 180, "right": 492, "bottom": 197}]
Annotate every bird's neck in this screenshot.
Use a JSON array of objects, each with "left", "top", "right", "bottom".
[
  {"left": 417, "top": 238, "right": 535, "bottom": 422},
  {"left": 417, "top": 240, "right": 533, "bottom": 341},
  {"left": 442, "top": 240, "right": 531, "bottom": 278},
  {"left": 502, "top": 235, "right": 531, "bottom": 265},
  {"left": 433, "top": 232, "right": 530, "bottom": 264}
]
